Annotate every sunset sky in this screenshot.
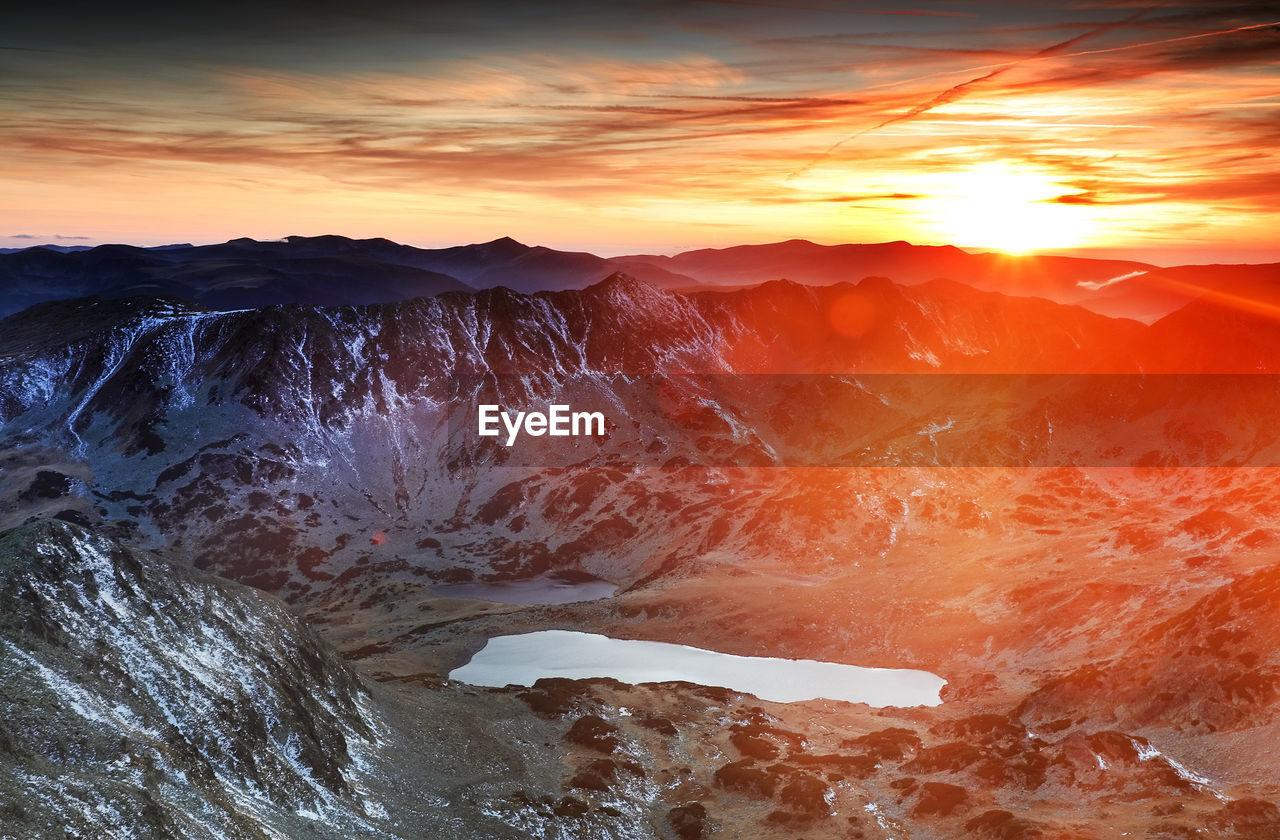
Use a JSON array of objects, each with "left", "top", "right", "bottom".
[{"left": 3, "top": 1, "right": 1278, "bottom": 262}]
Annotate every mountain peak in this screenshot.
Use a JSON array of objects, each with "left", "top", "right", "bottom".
[
  {"left": 590, "top": 271, "right": 652, "bottom": 294},
  {"left": 466, "top": 236, "right": 531, "bottom": 262},
  {"left": 477, "top": 236, "right": 528, "bottom": 251}
]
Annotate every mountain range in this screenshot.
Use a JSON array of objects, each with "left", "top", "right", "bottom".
[
  {"left": 4, "top": 234, "right": 1278, "bottom": 322},
  {"left": 5, "top": 236, "right": 1280, "bottom": 838}
]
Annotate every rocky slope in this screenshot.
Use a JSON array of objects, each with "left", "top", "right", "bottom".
[
  {"left": 0, "top": 519, "right": 650, "bottom": 840},
  {"left": 1, "top": 273, "right": 1277, "bottom": 594},
  {"left": 8, "top": 517, "right": 1279, "bottom": 840},
  {"left": 0, "top": 518, "right": 389, "bottom": 839}
]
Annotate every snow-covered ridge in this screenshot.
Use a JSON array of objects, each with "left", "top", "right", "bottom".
[{"left": 0, "top": 519, "right": 394, "bottom": 839}]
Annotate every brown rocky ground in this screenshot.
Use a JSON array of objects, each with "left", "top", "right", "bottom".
[{"left": 297, "top": 466, "right": 1280, "bottom": 838}]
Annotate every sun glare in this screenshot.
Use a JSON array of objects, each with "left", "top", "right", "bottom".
[{"left": 925, "top": 163, "right": 1095, "bottom": 255}]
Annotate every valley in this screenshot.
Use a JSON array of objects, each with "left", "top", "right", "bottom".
[{"left": 3, "top": 239, "right": 1280, "bottom": 838}]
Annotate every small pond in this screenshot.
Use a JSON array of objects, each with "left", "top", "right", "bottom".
[{"left": 449, "top": 630, "right": 945, "bottom": 707}]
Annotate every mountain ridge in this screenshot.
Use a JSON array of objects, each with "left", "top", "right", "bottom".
[
  {"left": 7, "top": 249, "right": 1280, "bottom": 838},
  {"left": 4, "top": 234, "right": 1278, "bottom": 322}
]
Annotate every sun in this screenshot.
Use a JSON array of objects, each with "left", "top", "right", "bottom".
[{"left": 925, "top": 163, "right": 1095, "bottom": 255}]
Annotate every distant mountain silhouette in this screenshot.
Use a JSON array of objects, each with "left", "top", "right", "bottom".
[
  {"left": 3, "top": 234, "right": 1278, "bottom": 322},
  {"left": 1087, "top": 262, "right": 1280, "bottom": 323},
  {"left": 619, "top": 239, "right": 1153, "bottom": 310},
  {"left": 618, "top": 239, "right": 1280, "bottom": 324},
  {"left": 139, "top": 234, "right": 697, "bottom": 293},
  {"left": 386, "top": 236, "right": 697, "bottom": 293},
  {"left": 0, "top": 235, "right": 697, "bottom": 317},
  {"left": 0, "top": 244, "right": 95, "bottom": 254},
  {"left": 0, "top": 237, "right": 471, "bottom": 317}
]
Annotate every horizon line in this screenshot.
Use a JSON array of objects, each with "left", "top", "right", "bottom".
[{"left": 5, "top": 232, "right": 1280, "bottom": 269}]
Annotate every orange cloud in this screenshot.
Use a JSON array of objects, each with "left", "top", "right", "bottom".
[{"left": 1, "top": 2, "right": 1278, "bottom": 260}]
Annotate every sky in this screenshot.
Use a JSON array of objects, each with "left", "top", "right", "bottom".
[{"left": 2, "top": 0, "right": 1278, "bottom": 263}]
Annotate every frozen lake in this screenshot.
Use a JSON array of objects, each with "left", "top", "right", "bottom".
[
  {"left": 450, "top": 630, "right": 946, "bottom": 707},
  {"left": 431, "top": 575, "right": 618, "bottom": 605}
]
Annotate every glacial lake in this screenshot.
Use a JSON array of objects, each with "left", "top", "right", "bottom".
[
  {"left": 431, "top": 576, "right": 618, "bottom": 606},
  {"left": 450, "top": 630, "right": 946, "bottom": 707}
]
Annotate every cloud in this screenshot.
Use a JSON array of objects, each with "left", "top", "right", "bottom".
[
  {"left": 8, "top": 233, "right": 92, "bottom": 240},
  {"left": 3, "top": 1, "right": 1279, "bottom": 256},
  {"left": 1078, "top": 269, "right": 1148, "bottom": 290},
  {"left": 820, "top": 192, "right": 921, "bottom": 202},
  {"left": 784, "top": 10, "right": 1155, "bottom": 178}
]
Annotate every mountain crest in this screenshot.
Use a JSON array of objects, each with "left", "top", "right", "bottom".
[
  {"left": 475, "top": 235, "right": 529, "bottom": 255},
  {"left": 585, "top": 271, "right": 666, "bottom": 302}
]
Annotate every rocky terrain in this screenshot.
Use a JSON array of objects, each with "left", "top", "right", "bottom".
[
  {"left": 4, "top": 238, "right": 1280, "bottom": 838},
  {"left": 0, "top": 518, "right": 593, "bottom": 840}
]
